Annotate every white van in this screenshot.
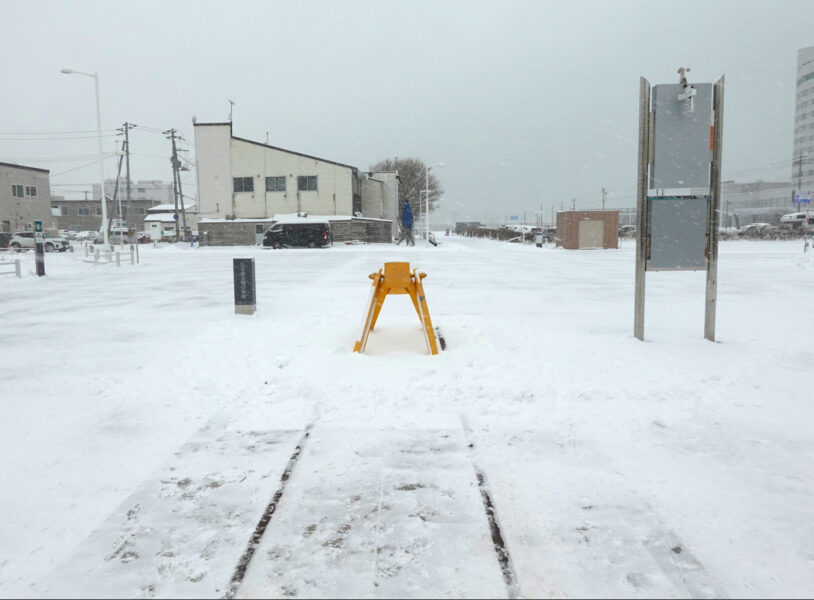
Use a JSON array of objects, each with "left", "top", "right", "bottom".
[{"left": 780, "top": 212, "right": 814, "bottom": 231}]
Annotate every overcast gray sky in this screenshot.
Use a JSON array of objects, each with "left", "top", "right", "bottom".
[{"left": 2, "top": 0, "right": 813, "bottom": 224}]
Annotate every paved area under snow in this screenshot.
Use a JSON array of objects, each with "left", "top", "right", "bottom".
[{"left": 1, "top": 237, "right": 812, "bottom": 598}]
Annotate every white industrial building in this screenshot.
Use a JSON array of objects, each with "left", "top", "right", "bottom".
[
  {"left": 193, "top": 122, "right": 398, "bottom": 244},
  {"left": 794, "top": 45, "right": 814, "bottom": 192}
]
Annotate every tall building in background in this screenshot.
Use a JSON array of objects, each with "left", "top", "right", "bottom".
[{"left": 793, "top": 46, "right": 814, "bottom": 194}]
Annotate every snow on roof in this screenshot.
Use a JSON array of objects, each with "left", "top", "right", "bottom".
[
  {"left": 147, "top": 203, "right": 196, "bottom": 213},
  {"left": 144, "top": 214, "right": 180, "bottom": 222},
  {"left": 197, "top": 213, "right": 391, "bottom": 224}
]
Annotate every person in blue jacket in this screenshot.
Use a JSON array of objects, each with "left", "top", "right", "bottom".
[{"left": 399, "top": 199, "right": 415, "bottom": 246}]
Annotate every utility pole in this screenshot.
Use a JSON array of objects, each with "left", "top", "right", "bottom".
[
  {"left": 176, "top": 151, "right": 188, "bottom": 240},
  {"left": 164, "top": 128, "right": 181, "bottom": 242},
  {"left": 601, "top": 187, "right": 607, "bottom": 211},
  {"left": 118, "top": 123, "right": 137, "bottom": 227}
]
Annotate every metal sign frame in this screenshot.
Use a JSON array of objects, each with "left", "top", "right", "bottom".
[
  {"left": 34, "top": 220, "right": 45, "bottom": 277},
  {"left": 634, "top": 74, "right": 724, "bottom": 341}
]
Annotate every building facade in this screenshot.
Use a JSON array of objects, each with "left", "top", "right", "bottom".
[
  {"left": 0, "top": 162, "right": 52, "bottom": 233},
  {"left": 720, "top": 180, "right": 793, "bottom": 226},
  {"left": 144, "top": 203, "right": 199, "bottom": 241},
  {"left": 556, "top": 210, "right": 619, "bottom": 249},
  {"left": 50, "top": 196, "right": 163, "bottom": 233},
  {"left": 89, "top": 179, "right": 174, "bottom": 231},
  {"left": 193, "top": 122, "right": 398, "bottom": 240},
  {"left": 794, "top": 46, "right": 814, "bottom": 193}
]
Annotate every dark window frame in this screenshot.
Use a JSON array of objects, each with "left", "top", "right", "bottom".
[
  {"left": 297, "top": 175, "right": 318, "bottom": 191},
  {"left": 233, "top": 177, "right": 254, "bottom": 193},
  {"left": 265, "top": 176, "right": 286, "bottom": 192}
]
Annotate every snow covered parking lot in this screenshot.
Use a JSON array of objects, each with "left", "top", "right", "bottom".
[{"left": 1, "top": 237, "right": 812, "bottom": 598}]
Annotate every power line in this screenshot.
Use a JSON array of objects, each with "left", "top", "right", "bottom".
[
  {"left": 50, "top": 156, "right": 118, "bottom": 177},
  {"left": 0, "top": 134, "right": 120, "bottom": 141},
  {"left": 0, "top": 152, "right": 121, "bottom": 162},
  {"left": 0, "top": 129, "right": 118, "bottom": 135}
]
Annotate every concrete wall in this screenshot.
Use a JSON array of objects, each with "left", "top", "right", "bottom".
[
  {"left": 194, "top": 123, "right": 233, "bottom": 219},
  {"left": 556, "top": 211, "right": 619, "bottom": 249},
  {"left": 361, "top": 177, "right": 385, "bottom": 219},
  {"left": 198, "top": 220, "right": 268, "bottom": 246},
  {"left": 331, "top": 219, "right": 392, "bottom": 243},
  {"left": 0, "top": 163, "right": 52, "bottom": 232},
  {"left": 198, "top": 217, "right": 392, "bottom": 246},
  {"left": 367, "top": 171, "right": 399, "bottom": 236}
]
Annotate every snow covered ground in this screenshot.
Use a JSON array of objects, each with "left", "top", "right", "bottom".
[{"left": 1, "top": 237, "right": 812, "bottom": 598}]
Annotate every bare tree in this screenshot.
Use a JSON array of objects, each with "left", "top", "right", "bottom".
[{"left": 370, "top": 157, "right": 444, "bottom": 218}]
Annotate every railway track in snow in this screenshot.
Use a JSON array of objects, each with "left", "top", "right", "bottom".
[{"left": 225, "top": 417, "right": 521, "bottom": 599}]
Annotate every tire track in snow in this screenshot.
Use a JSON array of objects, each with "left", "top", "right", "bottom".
[
  {"left": 461, "top": 415, "right": 521, "bottom": 599},
  {"left": 224, "top": 422, "right": 315, "bottom": 599}
]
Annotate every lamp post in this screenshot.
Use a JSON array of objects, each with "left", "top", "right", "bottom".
[
  {"left": 61, "top": 68, "right": 109, "bottom": 251},
  {"left": 424, "top": 162, "right": 445, "bottom": 245}
]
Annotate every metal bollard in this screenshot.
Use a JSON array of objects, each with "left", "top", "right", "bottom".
[
  {"left": 116, "top": 251, "right": 121, "bottom": 266},
  {"left": 94, "top": 248, "right": 99, "bottom": 264},
  {"left": 130, "top": 246, "right": 135, "bottom": 265},
  {"left": 84, "top": 245, "right": 89, "bottom": 257},
  {"left": 15, "top": 259, "right": 21, "bottom": 278}
]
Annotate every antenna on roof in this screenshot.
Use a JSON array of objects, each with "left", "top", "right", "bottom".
[{"left": 227, "top": 99, "right": 235, "bottom": 123}]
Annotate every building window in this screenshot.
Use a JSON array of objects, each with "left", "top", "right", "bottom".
[
  {"left": 78, "top": 207, "right": 90, "bottom": 216},
  {"left": 96, "top": 207, "right": 102, "bottom": 216},
  {"left": 136, "top": 207, "right": 146, "bottom": 215},
  {"left": 266, "top": 176, "right": 286, "bottom": 192},
  {"left": 137, "top": 187, "right": 146, "bottom": 193},
  {"left": 298, "top": 176, "right": 318, "bottom": 191},
  {"left": 11, "top": 184, "right": 24, "bottom": 197},
  {"left": 25, "top": 185, "right": 37, "bottom": 197},
  {"left": 233, "top": 177, "right": 254, "bottom": 192},
  {"left": 59, "top": 206, "right": 69, "bottom": 216},
  {"left": 121, "top": 207, "right": 128, "bottom": 217}
]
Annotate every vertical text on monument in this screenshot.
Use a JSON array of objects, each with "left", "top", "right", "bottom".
[{"left": 233, "top": 258, "right": 256, "bottom": 315}]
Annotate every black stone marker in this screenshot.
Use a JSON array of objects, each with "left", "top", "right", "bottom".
[
  {"left": 34, "top": 220, "right": 45, "bottom": 277},
  {"left": 233, "top": 258, "right": 256, "bottom": 315}
]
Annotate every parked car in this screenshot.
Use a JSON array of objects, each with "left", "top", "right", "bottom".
[
  {"left": 74, "top": 230, "right": 103, "bottom": 244},
  {"left": 618, "top": 225, "right": 636, "bottom": 238},
  {"left": 262, "top": 222, "right": 332, "bottom": 249},
  {"left": 8, "top": 232, "right": 70, "bottom": 252}
]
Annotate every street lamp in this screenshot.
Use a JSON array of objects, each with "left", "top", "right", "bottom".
[
  {"left": 61, "top": 67, "right": 109, "bottom": 251},
  {"left": 424, "top": 162, "right": 445, "bottom": 245}
]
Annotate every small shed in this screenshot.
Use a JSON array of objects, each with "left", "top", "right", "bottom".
[{"left": 556, "top": 210, "right": 619, "bottom": 249}]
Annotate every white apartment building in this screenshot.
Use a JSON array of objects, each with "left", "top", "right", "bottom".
[{"left": 793, "top": 46, "right": 814, "bottom": 192}]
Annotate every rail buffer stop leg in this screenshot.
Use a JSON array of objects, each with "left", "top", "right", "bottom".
[{"left": 354, "top": 261, "right": 441, "bottom": 355}]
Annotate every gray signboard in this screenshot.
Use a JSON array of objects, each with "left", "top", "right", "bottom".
[
  {"left": 635, "top": 72, "right": 724, "bottom": 342},
  {"left": 233, "top": 258, "right": 256, "bottom": 315},
  {"left": 650, "top": 83, "right": 713, "bottom": 190},
  {"left": 647, "top": 196, "right": 708, "bottom": 270}
]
